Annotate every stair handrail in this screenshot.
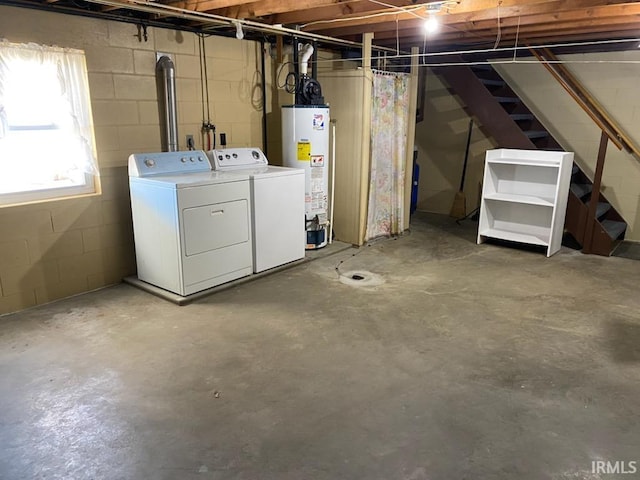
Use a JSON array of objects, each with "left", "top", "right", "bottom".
[{"left": 529, "top": 47, "right": 640, "bottom": 160}]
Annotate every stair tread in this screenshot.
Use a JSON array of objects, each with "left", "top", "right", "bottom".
[
  {"left": 571, "top": 183, "right": 593, "bottom": 198},
  {"left": 586, "top": 201, "right": 612, "bottom": 219},
  {"left": 480, "top": 78, "right": 505, "bottom": 86},
  {"left": 601, "top": 219, "right": 627, "bottom": 240},
  {"left": 494, "top": 96, "right": 521, "bottom": 103},
  {"left": 524, "top": 130, "right": 550, "bottom": 139},
  {"left": 510, "top": 113, "right": 534, "bottom": 121}
]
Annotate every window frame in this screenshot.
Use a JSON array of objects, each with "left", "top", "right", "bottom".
[{"left": 0, "top": 41, "right": 100, "bottom": 207}]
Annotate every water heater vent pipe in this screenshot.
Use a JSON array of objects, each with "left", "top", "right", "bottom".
[{"left": 299, "top": 43, "right": 314, "bottom": 76}]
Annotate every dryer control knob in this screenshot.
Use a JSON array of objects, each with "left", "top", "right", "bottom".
[
  {"left": 144, "top": 159, "right": 155, "bottom": 168},
  {"left": 251, "top": 150, "right": 260, "bottom": 159},
  {"left": 181, "top": 157, "right": 187, "bottom": 163}
]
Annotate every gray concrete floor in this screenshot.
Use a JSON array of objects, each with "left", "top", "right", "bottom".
[{"left": 1, "top": 212, "right": 640, "bottom": 480}]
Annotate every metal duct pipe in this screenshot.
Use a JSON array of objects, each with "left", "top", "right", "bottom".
[{"left": 156, "top": 55, "right": 178, "bottom": 152}]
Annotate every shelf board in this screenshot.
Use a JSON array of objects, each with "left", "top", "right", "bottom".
[
  {"left": 479, "top": 228, "right": 549, "bottom": 246},
  {"left": 487, "top": 158, "right": 560, "bottom": 167},
  {"left": 484, "top": 192, "right": 555, "bottom": 207}
]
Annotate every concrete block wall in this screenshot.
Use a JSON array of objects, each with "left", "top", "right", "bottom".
[
  {"left": 0, "top": 6, "right": 268, "bottom": 315},
  {"left": 494, "top": 50, "right": 640, "bottom": 241},
  {"left": 413, "top": 70, "right": 494, "bottom": 216}
]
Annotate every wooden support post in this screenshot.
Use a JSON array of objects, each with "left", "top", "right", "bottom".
[{"left": 583, "top": 130, "right": 608, "bottom": 254}]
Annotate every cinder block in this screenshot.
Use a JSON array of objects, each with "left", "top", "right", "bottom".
[
  {"left": 82, "top": 227, "right": 102, "bottom": 253},
  {"left": 27, "top": 231, "right": 84, "bottom": 262},
  {"left": 175, "top": 54, "right": 201, "bottom": 79},
  {"left": 0, "top": 261, "right": 59, "bottom": 296},
  {"left": 108, "top": 21, "right": 156, "bottom": 50},
  {"left": 209, "top": 81, "right": 231, "bottom": 99},
  {"left": 101, "top": 199, "right": 132, "bottom": 226},
  {"left": 0, "top": 209, "right": 53, "bottom": 241},
  {"left": 50, "top": 199, "right": 102, "bottom": 232},
  {"left": 177, "top": 78, "right": 201, "bottom": 102},
  {"left": 85, "top": 46, "right": 134, "bottom": 74},
  {"left": 231, "top": 123, "right": 252, "bottom": 145},
  {"left": 212, "top": 102, "right": 251, "bottom": 123},
  {"left": 88, "top": 73, "right": 115, "bottom": 100},
  {"left": 133, "top": 50, "right": 157, "bottom": 75},
  {"left": 94, "top": 126, "right": 120, "bottom": 152},
  {"left": 92, "top": 101, "right": 139, "bottom": 127},
  {"left": 138, "top": 101, "right": 160, "bottom": 126},
  {"left": 118, "top": 125, "right": 161, "bottom": 151},
  {"left": 207, "top": 36, "right": 252, "bottom": 60},
  {"left": 96, "top": 150, "right": 132, "bottom": 169},
  {"left": 178, "top": 102, "right": 204, "bottom": 125},
  {"left": 0, "top": 240, "right": 29, "bottom": 270},
  {"left": 99, "top": 167, "right": 129, "bottom": 201},
  {"left": 113, "top": 74, "right": 157, "bottom": 100},
  {"left": 35, "top": 275, "right": 89, "bottom": 305},
  {"left": 154, "top": 29, "right": 196, "bottom": 56},
  {"left": 0, "top": 291, "right": 37, "bottom": 316},
  {"left": 57, "top": 250, "right": 104, "bottom": 282},
  {"left": 209, "top": 58, "right": 249, "bottom": 81},
  {"left": 82, "top": 222, "right": 134, "bottom": 255},
  {"left": 87, "top": 271, "right": 123, "bottom": 291}
]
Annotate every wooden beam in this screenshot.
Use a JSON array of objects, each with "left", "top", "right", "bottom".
[
  {"left": 382, "top": 21, "right": 640, "bottom": 49},
  {"left": 213, "top": 0, "right": 361, "bottom": 19},
  {"left": 304, "top": 0, "right": 637, "bottom": 34},
  {"left": 270, "top": 0, "right": 425, "bottom": 25},
  {"left": 170, "top": 0, "right": 255, "bottom": 12}
]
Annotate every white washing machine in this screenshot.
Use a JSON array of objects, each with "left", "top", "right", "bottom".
[
  {"left": 208, "top": 148, "right": 305, "bottom": 273},
  {"left": 128, "top": 150, "right": 253, "bottom": 296}
]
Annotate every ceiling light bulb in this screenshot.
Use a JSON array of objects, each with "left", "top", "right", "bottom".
[{"left": 424, "top": 15, "right": 439, "bottom": 34}]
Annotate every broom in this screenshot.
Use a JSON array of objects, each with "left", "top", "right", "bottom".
[{"left": 450, "top": 118, "right": 474, "bottom": 219}]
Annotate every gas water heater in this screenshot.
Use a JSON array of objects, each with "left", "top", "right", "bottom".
[{"left": 282, "top": 43, "right": 330, "bottom": 249}]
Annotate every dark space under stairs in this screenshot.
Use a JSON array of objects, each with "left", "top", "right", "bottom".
[{"left": 435, "top": 62, "right": 627, "bottom": 256}]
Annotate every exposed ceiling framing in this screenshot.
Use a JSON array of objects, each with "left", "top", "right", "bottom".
[{"left": 2, "top": 0, "right": 640, "bottom": 57}]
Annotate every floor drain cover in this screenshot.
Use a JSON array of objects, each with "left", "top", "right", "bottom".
[{"left": 339, "top": 270, "right": 384, "bottom": 287}]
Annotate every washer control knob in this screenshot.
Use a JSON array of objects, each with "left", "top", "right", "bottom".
[
  {"left": 198, "top": 156, "right": 204, "bottom": 162},
  {"left": 232, "top": 153, "right": 238, "bottom": 158},
  {"left": 189, "top": 157, "right": 195, "bottom": 162},
  {"left": 144, "top": 158, "right": 155, "bottom": 168},
  {"left": 218, "top": 155, "right": 223, "bottom": 161},
  {"left": 225, "top": 154, "right": 231, "bottom": 159},
  {"left": 251, "top": 150, "right": 260, "bottom": 159},
  {"left": 181, "top": 157, "right": 187, "bottom": 163}
]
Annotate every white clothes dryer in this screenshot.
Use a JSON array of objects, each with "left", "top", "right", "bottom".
[
  {"left": 128, "top": 150, "right": 253, "bottom": 296},
  {"left": 208, "top": 148, "right": 305, "bottom": 273}
]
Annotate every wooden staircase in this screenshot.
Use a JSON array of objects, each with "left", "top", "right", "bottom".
[{"left": 435, "top": 62, "right": 627, "bottom": 256}]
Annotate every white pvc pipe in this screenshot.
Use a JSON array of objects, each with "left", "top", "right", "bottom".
[
  {"left": 329, "top": 119, "right": 336, "bottom": 244},
  {"left": 299, "top": 43, "right": 314, "bottom": 76}
]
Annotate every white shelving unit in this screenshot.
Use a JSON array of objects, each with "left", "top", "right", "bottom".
[{"left": 477, "top": 148, "right": 574, "bottom": 257}]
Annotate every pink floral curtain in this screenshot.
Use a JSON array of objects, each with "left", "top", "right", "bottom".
[{"left": 365, "top": 71, "right": 410, "bottom": 240}]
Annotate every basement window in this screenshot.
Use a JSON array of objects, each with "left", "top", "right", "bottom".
[{"left": 0, "top": 41, "right": 99, "bottom": 206}]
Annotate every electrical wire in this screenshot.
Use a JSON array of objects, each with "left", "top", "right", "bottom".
[
  {"left": 300, "top": 5, "right": 424, "bottom": 29},
  {"left": 493, "top": 0, "right": 502, "bottom": 50},
  {"left": 513, "top": 15, "right": 521, "bottom": 62},
  {"left": 311, "top": 36, "right": 640, "bottom": 66}
]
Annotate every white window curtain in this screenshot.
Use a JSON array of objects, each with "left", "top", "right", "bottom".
[
  {"left": 0, "top": 41, "right": 98, "bottom": 198},
  {"left": 365, "top": 70, "right": 411, "bottom": 241}
]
